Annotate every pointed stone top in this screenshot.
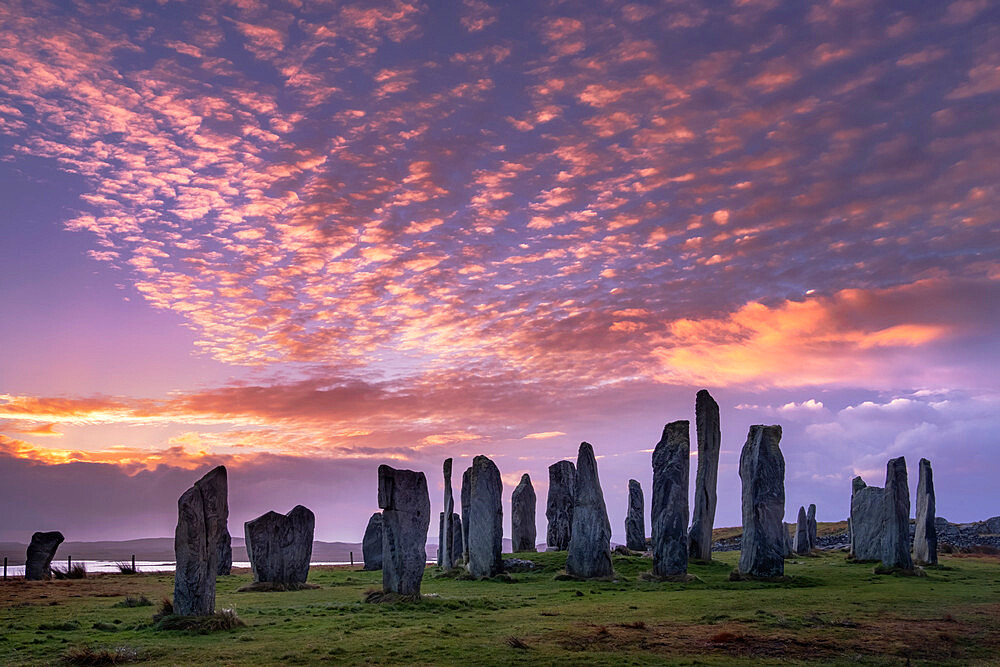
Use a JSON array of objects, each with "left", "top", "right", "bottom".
[
  {"left": 696, "top": 389, "right": 718, "bottom": 406},
  {"left": 443, "top": 458, "right": 453, "bottom": 475},
  {"left": 919, "top": 457, "right": 931, "bottom": 467},
  {"left": 518, "top": 472, "right": 531, "bottom": 485},
  {"left": 852, "top": 476, "right": 867, "bottom": 493},
  {"left": 659, "top": 420, "right": 689, "bottom": 440},
  {"left": 797, "top": 506, "right": 807, "bottom": 519},
  {"left": 550, "top": 459, "right": 575, "bottom": 472},
  {"left": 628, "top": 478, "right": 640, "bottom": 488},
  {"left": 199, "top": 465, "right": 227, "bottom": 484}
]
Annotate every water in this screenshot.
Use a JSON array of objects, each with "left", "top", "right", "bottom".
[{"left": 1, "top": 560, "right": 352, "bottom": 577}]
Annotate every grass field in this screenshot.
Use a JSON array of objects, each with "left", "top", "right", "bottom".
[{"left": 2, "top": 549, "right": 999, "bottom": 665}]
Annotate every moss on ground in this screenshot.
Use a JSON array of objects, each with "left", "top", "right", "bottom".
[{"left": 1, "top": 550, "right": 999, "bottom": 665}]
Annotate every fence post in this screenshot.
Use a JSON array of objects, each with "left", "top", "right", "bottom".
[
  {"left": 3, "top": 556, "right": 6, "bottom": 580},
  {"left": 132, "top": 554, "right": 136, "bottom": 573},
  {"left": 68, "top": 555, "right": 72, "bottom": 571},
  {"left": 350, "top": 551, "right": 353, "bottom": 566}
]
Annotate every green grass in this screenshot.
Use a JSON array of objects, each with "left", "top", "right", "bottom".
[{"left": 1, "top": 550, "right": 999, "bottom": 665}]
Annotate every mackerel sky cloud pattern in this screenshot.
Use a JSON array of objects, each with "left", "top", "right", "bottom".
[{"left": 0, "top": 0, "right": 998, "bottom": 541}]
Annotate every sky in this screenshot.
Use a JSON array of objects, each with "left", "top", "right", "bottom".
[{"left": 0, "top": 0, "right": 998, "bottom": 544}]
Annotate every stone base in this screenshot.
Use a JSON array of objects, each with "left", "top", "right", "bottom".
[
  {"left": 872, "top": 565, "right": 927, "bottom": 577},
  {"left": 553, "top": 571, "right": 619, "bottom": 582},
  {"left": 363, "top": 590, "right": 422, "bottom": 604},
  {"left": 236, "top": 581, "right": 320, "bottom": 592},
  {"left": 639, "top": 571, "right": 698, "bottom": 583},
  {"left": 728, "top": 569, "right": 791, "bottom": 582}
]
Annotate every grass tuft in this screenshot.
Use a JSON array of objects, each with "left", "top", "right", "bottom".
[
  {"left": 63, "top": 645, "right": 142, "bottom": 665},
  {"left": 237, "top": 581, "right": 320, "bottom": 592},
  {"left": 113, "top": 595, "right": 152, "bottom": 608},
  {"left": 153, "top": 608, "right": 245, "bottom": 632},
  {"left": 363, "top": 589, "right": 421, "bottom": 604},
  {"left": 51, "top": 564, "right": 88, "bottom": 580},
  {"left": 114, "top": 561, "right": 139, "bottom": 575},
  {"left": 504, "top": 635, "right": 530, "bottom": 650}
]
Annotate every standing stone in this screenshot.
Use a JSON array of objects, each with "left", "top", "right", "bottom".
[
  {"left": 782, "top": 522, "right": 794, "bottom": 557},
  {"left": 461, "top": 466, "right": 472, "bottom": 564},
  {"left": 467, "top": 455, "right": 503, "bottom": 578},
  {"left": 174, "top": 465, "right": 228, "bottom": 616},
  {"left": 807, "top": 503, "right": 817, "bottom": 549},
  {"left": 651, "top": 421, "right": 690, "bottom": 577},
  {"left": 511, "top": 473, "right": 537, "bottom": 552},
  {"left": 850, "top": 476, "right": 884, "bottom": 561},
  {"left": 546, "top": 460, "right": 576, "bottom": 550},
  {"left": 566, "top": 442, "right": 614, "bottom": 578},
  {"left": 25, "top": 531, "right": 64, "bottom": 581},
  {"left": 793, "top": 506, "right": 810, "bottom": 555},
  {"left": 737, "top": 425, "right": 785, "bottom": 578},
  {"left": 217, "top": 529, "right": 232, "bottom": 576},
  {"left": 439, "top": 459, "right": 455, "bottom": 569},
  {"left": 450, "top": 513, "right": 463, "bottom": 565},
  {"left": 880, "top": 457, "right": 913, "bottom": 571},
  {"left": 244, "top": 505, "right": 314, "bottom": 585},
  {"left": 362, "top": 513, "right": 383, "bottom": 571},
  {"left": 689, "top": 389, "right": 721, "bottom": 561},
  {"left": 913, "top": 458, "right": 937, "bottom": 565},
  {"left": 378, "top": 465, "right": 430, "bottom": 596},
  {"left": 625, "top": 479, "right": 645, "bottom": 551}
]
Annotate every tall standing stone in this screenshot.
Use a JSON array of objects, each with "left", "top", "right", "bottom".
[
  {"left": 461, "top": 466, "right": 472, "bottom": 564},
  {"left": 244, "top": 505, "right": 314, "bottom": 585},
  {"left": 880, "top": 457, "right": 913, "bottom": 571},
  {"left": 566, "top": 442, "right": 613, "bottom": 578},
  {"left": 651, "top": 421, "right": 690, "bottom": 578},
  {"left": 782, "top": 522, "right": 794, "bottom": 557},
  {"left": 217, "top": 529, "right": 232, "bottom": 576},
  {"left": 689, "top": 389, "right": 721, "bottom": 561},
  {"left": 511, "top": 473, "right": 537, "bottom": 552},
  {"left": 850, "top": 476, "right": 884, "bottom": 561},
  {"left": 625, "top": 479, "right": 645, "bottom": 551},
  {"left": 25, "top": 531, "right": 64, "bottom": 581},
  {"left": 174, "top": 465, "right": 229, "bottom": 616},
  {"left": 378, "top": 465, "right": 430, "bottom": 596},
  {"left": 913, "top": 458, "right": 937, "bottom": 565},
  {"left": 362, "top": 512, "right": 384, "bottom": 571},
  {"left": 793, "top": 506, "right": 810, "bottom": 555},
  {"left": 545, "top": 460, "right": 576, "bottom": 550},
  {"left": 807, "top": 503, "right": 817, "bottom": 549},
  {"left": 450, "top": 512, "right": 463, "bottom": 565},
  {"left": 439, "top": 458, "right": 455, "bottom": 568},
  {"left": 737, "top": 425, "right": 785, "bottom": 578},
  {"left": 467, "top": 455, "right": 503, "bottom": 578}
]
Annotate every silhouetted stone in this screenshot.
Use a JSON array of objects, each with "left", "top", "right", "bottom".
[
  {"left": 566, "top": 442, "right": 613, "bottom": 578},
  {"left": 461, "top": 466, "right": 472, "bottom": 564},
  {"left": 245, "top": 505, "right": 314, "bottom": 585},
  {"left": 793, "top": 506, "right": 810, "bottom": 555},
  {"left": 651, "top": 421, "right": 690, "bottom": 577},
  {"left": 625, "top": 479, "right": 645, "bottom": 552},
  {"left": 362, "top": 513, "right": 383, "bottom": 571},
  {"left": 689, "top": 389, "right": 721, "bottom": 561},
  {"left": 378, "top": 465, "right": 430, "bottom": 596},
  {"left": 880, "top": 457, "right": 913, "bottom": 571},
  {"left": 545, "top": 460, "right": 576, "bottom": 551},
  {"left": 850, "top": 476, "right": 884, "bottom": 561},
  {"left": 439, "top": 458, "right": 455, "bottom": 569},
  {"left": 467, "top": 455, "right": 503, "bottom": 578},
  {"left": 737, "top": 425, "right": 785, "bottom": 578},
  {"left": 25, "top": 531, "right": 64, "bottom": 581},
  {"left": 217, "top": 529, "right": 232, "bottom": 576},
  {"left": 174, "top": 465, "right": 229, "bottom": 615},
  {"left": 449, "top": 512, "right": 463, "bottom": 567},
  {"left": 807, "top": 503, "right": 817, "bottom": 549},
  {"left": 511, "top": 473, "right": 537, "bottom": 553},
  {"left": 783, "top": 522, "right": 794, "bottom": 557},
  {"left": 913, "top": 458, "right": 937, "bottom": 565}
]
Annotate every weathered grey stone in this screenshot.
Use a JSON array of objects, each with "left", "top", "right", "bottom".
[
  {"left": 438, "top": 458, "right": 455, "bottom": 568},
  {"left": 625, "top": 479, "right": 645, "bottom": 552},
  {"left": 689, "top": 389, "right": 721, "bottom": 561},
  {"left": 913, "top": 458, "right": 937, "bottom": 565},
  {"left": 362, "top": 512, "right": 383, "bottom": 571},
  {"left": 850, "top": 476, "right": 884, "bottom": 561},
  {"left": 25, "top": 531, "right": 64, "bottom": 581},
  {"left": 545, "top": 460, "right": 576, "bottom": 551},
  {"left": 467, "top": 455, "right": 504, "bottom": 578},
  {"left": 244, "top": 505, "right": 314, "bottom": 585},
  {"left": 378, "top": 465, "right": 430, "bottom": 596},
  {"left": 511, "top": 473, "right": 537, "bottom": 553},
  {"left": 783, "top": 522, "right": 794, "bottom": 557},
  {"left": 807, "top": 503, "right": 817, "bottom": 549},
  {"left": 461, "top": 466, "right": 472, "bottom": 564},
  {"left": 217, "top": 528, "right": 232, "bottom": 576},
  {"left": 566, "top": 442, "right": 613, "bottom": 579},
  {"left": 793, "top": 506, "right": 810, "bottom": 555},
  {"left": 651, "top": 421, "right": 690, "bottom": 577},
  {"left": 880, "top": 457, "right": 913, "bottom": 571},
  {"left": 449, "top": 513, "right": 463, "bottom": 567},
  {"left": 737, "top": 425, "right": 785, "bottom": 578},
  {"left": 174, "top": 465, "right": 228, "bottom": 615}
]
